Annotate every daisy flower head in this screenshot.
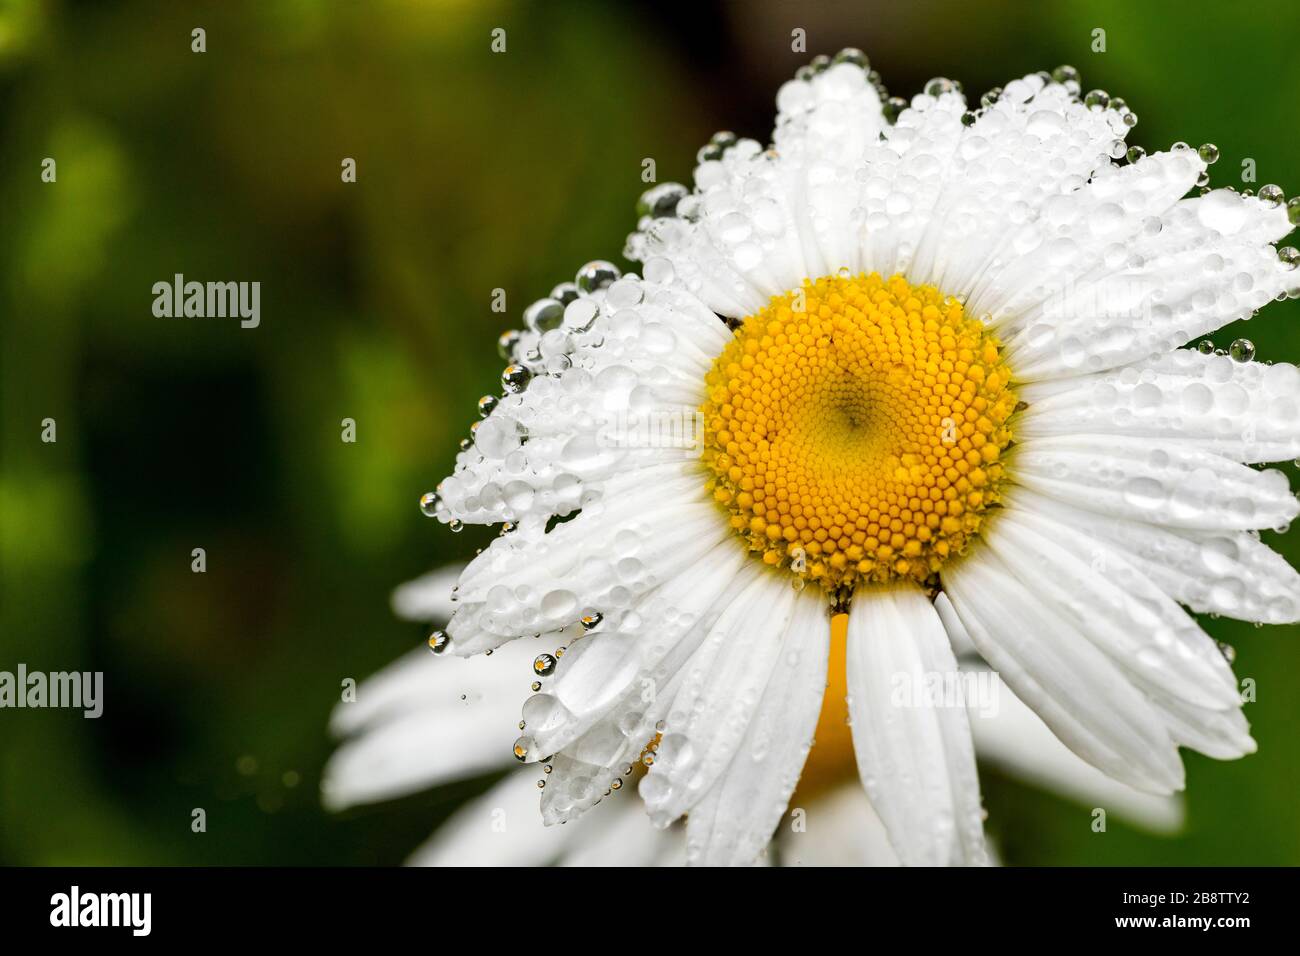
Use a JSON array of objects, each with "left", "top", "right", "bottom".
[{"left": 422, "top": 52, "right": 1300, "bottom": 866}]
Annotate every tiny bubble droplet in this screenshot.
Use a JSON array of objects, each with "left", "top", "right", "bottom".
[
  {"left": 576, "top": 260, "right": 621, "bottom": 293},
  {"left": 502, "top": 364, "right": 532, "bottom": 393},
  {"left": 1259, "top": 184, "right": 1285, "bottom": 207},
  {"left": 497, "top": 330, "right": 521, "bottom": 361},
  {"left": 1083, "top": 89, "right": 1110, "bottom": 109}
]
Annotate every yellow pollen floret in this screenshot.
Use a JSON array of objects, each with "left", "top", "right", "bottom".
[{"left": 700, "top": 272, "right": 1017, "bottom": 592}]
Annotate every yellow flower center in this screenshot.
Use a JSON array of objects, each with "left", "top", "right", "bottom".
[{"left": 701, "top": 272, "right": 1017, "bottom": 593}]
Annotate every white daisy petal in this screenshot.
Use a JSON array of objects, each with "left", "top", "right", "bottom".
[
  {"left": 845, "top": 585, "right": 989, "bottom": 866},
  {"left": 1143, "top": 682, "right": 1256, "bottom": 759},
  {"left": 1007, "top": 192, "right": 1293, "bottom": 380},
  {"left": 970, "top": 150, "right": 1202, "bottom": 327},
  {"left": 525, "top": 540, "right": 749, "bottom": 758},
  {"left": 445, "top": 475, "right": 730, "bottom": 656},
  {"left": 865, "top": 89, "right": 968, "bottom": 281},
  {"left": 932, "top": 590, "right": 979, "bottom": 659},
  {"left": 407, "top": 772, "right": 567, "bottom": 867},
  {"left": 1012, "top": 434, "right": 1298, "bottom": 532},
  {"left": 976, "top": 504, "right": 1255, "bottom": 762},
  {"left": 1018, "top": 349, "right": 1300, "bottom": 464},
  {"left": 323, "top": 640, "right": 537, "bottom": 809},
  {"left": 943, "top": 551, "right": 1185, "bottom": 794},
  {"left": 629, "top": 87, "right": 967, "bottom": 314},
  {"left": 683, "top": 585, "right": 829, "bottom": 866},
  {"left": 982, "top": 504, "right": 1240, "bottom": 709},
  {"left": 922, "top": 77, "right": 1131, "bottom": 307},
  {"left": 772, "top": 64, "right": 889, "bottom": 282},
  {"left": 390, "top": 565, "right": 463, "bottom": 622},
  {"left": 967, "top": 667, "right": 1185, "bottom": 834},
  {"left": 557, "top": 801, "right": 681, "bottom": 867},
  {"left": 773, "top": 61, "right": 886, "bottom": 165},
  {"left": 535, "top": 715, "right": 647, "bottom": 825},
  {"left": 434, "top": 279, "right": 729, "bottom": 529},
  {"left": 532, "top": 548, "right": 759, "bottom": 827},
  {"left": 638, "top": 565, "right": 803, "bottom": 827}
]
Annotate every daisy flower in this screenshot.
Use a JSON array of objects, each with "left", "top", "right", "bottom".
[
  {"left": 324, "top": 567, "right": 1181, "bottom": 865},
  {"left": 419, "top": 52, "right": 1300, "bottom": 866}
]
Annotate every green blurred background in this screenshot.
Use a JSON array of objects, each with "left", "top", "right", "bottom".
[{"left": 0, "top": 0, "right": 1297, "bottom": 865}]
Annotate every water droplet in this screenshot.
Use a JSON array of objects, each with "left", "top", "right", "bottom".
[
  {"left": 1198, "top": 143, "right": 1220, "bottom": 164},
  {"left": 497, "top": 329, "right": 521, "bottom": 361},
  {"left": 1123, "top": 476, "right": 1166, "bottom": 510},
  {"left": 533, "top": 653, "right": 557, "bottom": 676},
  {"left": 924, "top": 77, "right": 957, "bottom": 97},
  {"left": 562, "top": 298, "right": 599, "bottom": 332},
  {"left": 1229, "top": 338, "right": 1255, "bottom": 362},
  {"left": 605, "top": 278, "right": 644, "bottom": 309},
  {"left": 419, "top": 492, "right": 440, "bottom": 517},
  {"left": 637, "top": 182, "right": 689, "bottom": 219},
  {"left": 1259, "top": 184, "right": 1285, "bottom": 207},
  {"left": 576, "top": 260, "right": 621, "bottom": 293},
  {"left": 502, "top": 364, "right": 532, "bottom": 393},
  {"left": 448, "top": 519, "right": 464, "bottom": 533},
  {"left": 550, "top": 282, "right": 580, "bottom": 306},
  {"left": 1218, "top": 642, "right": 1236, "bottom": 664},
  {"left": 523, "top": 297, "right": 565, "bottom": 333},
  {"left": 580, "top": 611, "right": 603, "bottom": 630},
  {"left": 1287, "top": 197, "right": 1300, "bottom": 226},
  {"left": 477, "top": 394, "right": 499, "bottom": 418},
  {"left": 1126, "top": 146, "right": 1145, "bottom": 164},
  {"left": 1051, "top": 64, "right": 1079, "bottom": 84},
  {"left": 696, "top": 141, "right": 724, "bottom": 163},
  {"left": 512, "top": 736, "right": 534, "bottom": 761},
  {"left": 1083, "top": 89, "right": 1110, "bottom": 109},
  {"left": 833, "top": 47, "right": 868, "bottom": 68},
  {"left": 427, "top": 630, "right": 450, "bottom": 654}
]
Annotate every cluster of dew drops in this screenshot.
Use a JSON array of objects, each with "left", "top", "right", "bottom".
[{"left": 412, "top": 48, "right": 1300, "bottom": 777}]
